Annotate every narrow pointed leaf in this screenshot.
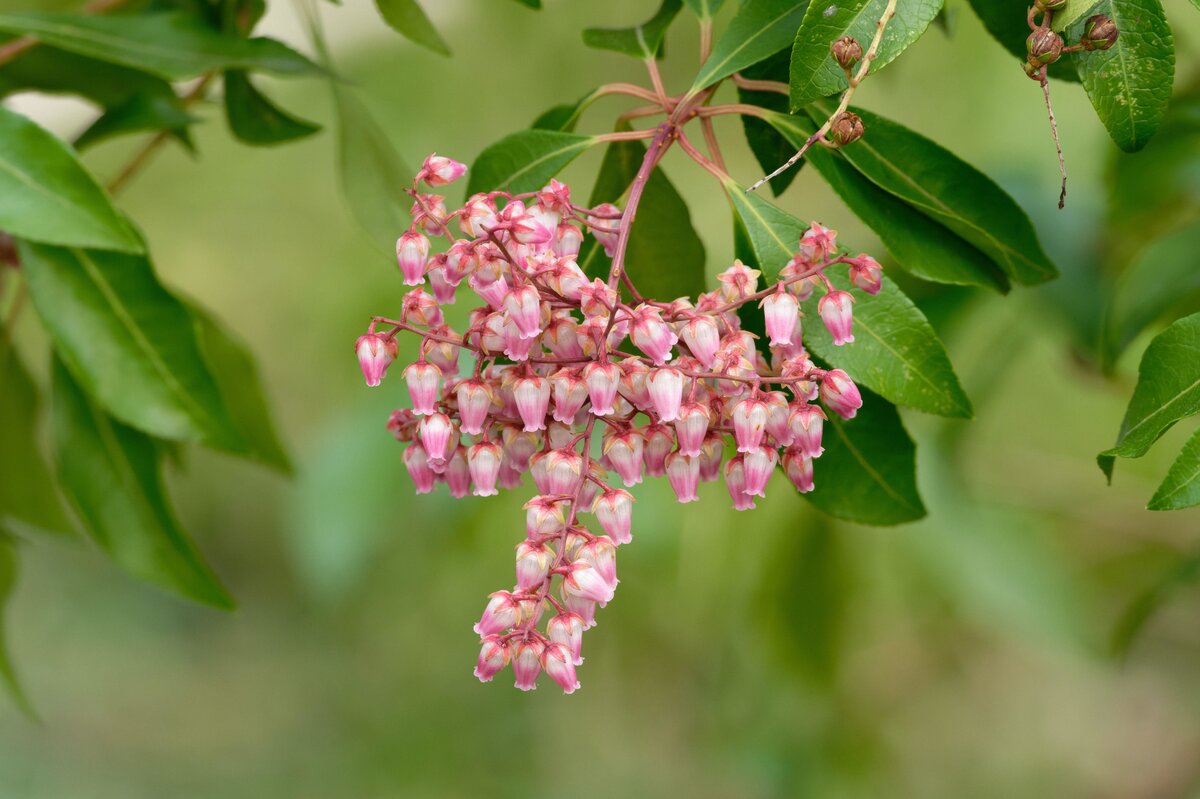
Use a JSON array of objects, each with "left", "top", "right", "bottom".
[
  {"left": 1148, "top": 427, "right": 1200, "bottom": 510},
  {"left": 726, "top": 184, "right": 970, "bottom": 417},
  {"left": 692, "top": 0, "right": 810, "bottom": 91},
  {"left": 763, "top": 110, "right": 1008, "bottom": 290},
  {"left": 374, "top": 0, "right": 450, "bottom": 56},
  {"left": 0, "top": 12, "right": 321, "bottom": 80},
  {"left": 75, "top": 93, "right": 196, "bottom": 151},
  {"left": 583, "top": 0, "right": 681, "bottom": 59},
  {"left": 530, "top": 88, "right": 600, "bottom": 133},
  {"left": 1068, "top": 0, "right": 1175, "bottom": 152},
  {"left": 50, "top": 360, "right": 234, "bottom": 609},
  {"left": 0, "top": 534, "right": 34, "bottom": 715},
  {"left": 1100, "top": 313, "right": 1200, "bottom": 473},
  {"left": 789, "top": 0, "right": 943, "bottom": 110},
  {"left": 19, "top": 242, "right": 248, "bottom": 453},
  {"left": 467, "top": 129, "right": 594, "bottom": 195},
  {"left": 331, "top": 87, "right": 412, "bottom": 250},
  {"left": 809, "top": 102, "right": 1057, "bottom": 285},
  {"left": 737, "top": 49, "right": 802, "bottom": 197},
  {"left": 223, "top": 69, "right": 320, "bottom": 146},
  {"left": 0, "top": 107, "right": 142, "bottom": 254}
]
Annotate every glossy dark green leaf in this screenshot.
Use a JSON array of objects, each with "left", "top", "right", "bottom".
[
  {"left": 0, "top": 334, "right": 71, "bottom": 535},
  {"left": 804, "top": 386, "right": 927, "bottom": 525},
  {"left": 692, "top": 0, "right": 810, "bottom": 91},
  {"left": 0, "top": 11, "right": 320, "bottom": 80},
  {"left": 809, "top": 102, "right": 1057, "bottom": 286},
  {"left": 1099, "top": 313, "right": 1200, "bottom": 476},
  {"left": 75, "top": 93, "right": 196, "bottom": 151},
  {"left": 763, "top": 110, "right": 1008, "bottom": 290},
  {"left": 789, "top": 0, "right": 942, "bottom": 110},
  {"left": 50, "top": 359, "right": 234, "bottom": 609},
  {"left": 530, "top": 89, "right": 599, "bottom": 133},
  {"left": 964, "top": 0, "right": 1079, "bottom": 82},
  {"left": 331, "top": 87, "right": 412, "bottom": 250},
  {"left": 0, "top": 107, "right": 142, "bottom": 254},
  {"left": 1148, "top": 427, "right": 1200, "bottom": 510},
  {"left": 1050, "top": 0, "right": 1104, "bottom": 30},
  {"left": 0, "top": 533, "right": 33, "bottom": 715},
  {"left": 578, "top": 136, "right": 707, "bottom": 301},
  {"left": 1068, "top": 0, "right": 1175, "bottom": 152},
  {"left": 374, "top": 0, "right": 450, "bottom": 56},
  {"left": 725, "top": 183, "right": 970, "bottom": 417},
  {"left": 583, "top": 0, "right": 681, "bottom": 59},
  {"left": 737, "top": 49, "right": 801, "bottom": 197},
  {"left": 223, "top": 69, "right": 320, "bottom": 146},
  {"left": 1101, "top": 225, "right": 1200, "bottom": 371},
  {"left": 19, "top": 242, "right": 247, "bottom": 453},
  {"left": 466, "top": 129, "right": 594, "bottom": 195},
  {"left": 683, "top": 0, "right": 726, "bottom": 18},
  {"left": 0, "top": 43, "right": 176, "bottom": 108}
]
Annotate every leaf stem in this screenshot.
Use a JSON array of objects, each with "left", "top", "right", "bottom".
[{"left": 731, "top": 74, "right": 788, "bottom": 95}]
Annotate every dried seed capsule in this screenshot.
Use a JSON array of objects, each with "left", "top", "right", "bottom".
[{"left": 830, "top": 35, "right": 863, "bottom": 71}]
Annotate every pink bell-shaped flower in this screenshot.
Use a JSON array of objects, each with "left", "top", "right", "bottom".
[
  {"left": 788, "top": 403, "right": 826, "bottom": 458},
  {"left": 402, "top": 360, "right": 442, "bottom": 415},
  {"left": 646, "top": 367, "right": 684, "bottom": 422},
  {"left": 783, "top": 447, "right": 815, "bottom": 493},
  {"left": 547, "top": 612, "right": 585, "bottom": 665},
  {"left": 731, "top": 397, "right": 769, "bottom": 453},
  {"left": 395, "top": 230, "right": 430, "bottom": 286},
  {"left": 355, "top": 333, "right": 398, "bottom": 387},
  {"left": 724, "top": 455, "right": 757, "bottom": 511},
  {"left": 593, "top": 489, "right": 633, "bottom": 545},
  {"left": 473, "top": 635, "right": 510, "bottom": 683},
  {"left": 820, "top": 368, "right": 863, "bottom": 419},
  {"left": 419, "top": 153, "right": 467, "bottom": 186},
  {"left": 681, "top": 315, "right": 720, "bottom": 368},
  {"left": 762, "top": 290, "right": 800, "bottom": 347},
  {"left": 673, "top": 401, "right": 711, "bottom": 457},
  {"left": 541, "top": 643, "right": 580, "bottom": 694},
  {"left": 818, "top": 290, "right": 855, "bottom": 345},
  {"left": 513, "top": 375, "right": 551, "bottom": 432},
  {"left": 742, "top": 445, "right": 778, "bottom": 498},
  {"left": 666, "top": 451, "right": 700, "bottom": 503},
  {"left": 474, "top": 591, "right": 521, "bottom": 636},
  {"left": 512, "top": 638, "right": 545, "bottom": 691},
  {"left": 403, "top": 443, "right": 436, "bottom": 494},
  {"left": 603, "top": 429, "right": 644, "bottom": 487},
  {"left": 583, "top": 361, "right": 622, "bottom": 416},
  {"left": 515, "top": 540, "right": 554, "bottom": 590}
]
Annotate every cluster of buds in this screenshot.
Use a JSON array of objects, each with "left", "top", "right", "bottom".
[
  {"left": 1023, "top": 2, "right": 1117, "bottom": 79},
  {"left": 356, "top": 152, "right": 880, "bottom": 693}
]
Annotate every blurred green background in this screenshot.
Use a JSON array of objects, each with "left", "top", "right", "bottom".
[{"left": 2, "top": 1, "right": 1200, "bottom": 796}]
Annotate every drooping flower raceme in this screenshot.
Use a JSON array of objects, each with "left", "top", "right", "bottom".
[{"left": 357, "top": 156, "right": 875, "bottom": 693}]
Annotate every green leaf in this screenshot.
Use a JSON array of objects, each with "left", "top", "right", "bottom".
[
  {"left": 331, "top": 87, "right": 412, "bottom": 250},
  {"left": 1050, "top": 0, "right": 1103, "bottom": 30},
  {"left": 50, "top": 359, "right": 234, "bottom": 609},
  {"left": 583, "top": 0, "right": 681, "bottom": 59},
  {"left": 736, "top": 49, "right": 802, "bottom": 197},
  {"left": 0, "top": 334, "right": 71, "bottom": 536},
  {"left": 762, "top": 110, "right": 1008, "bottom": 291},
  {"left": 692, "top": 0, "right": 810, "bottom": 91},
  {"left": 509, "top": 0, "right": 541, "bottom": 7},
  {"left": 1101, "top": 224, "right": 1200, "bottom": 371},
  {"left": 374, "top": 0, "right": 450, "bottom": 56},
  {"left": 0, "top": 106, "right": 142, "bottom": 254},
  {"left": 725, "top": 183, "right": 971, "bottom": 417},
  {"left": 809, "top": 102, "right": 1057, "bottom": 286},
  {"left": 466, "top": 129, "right": 595, "bottom": 195},
  {"left": 1099, "top": 313, "right": 1200, "bottom": 475},
  {"left": 530, "top": 89, "right": 600, "bottom": 133},
  {"left": 1068, "top": 0, "right": 1175, "bottom": 152},
  {"left": 223, "top": 69, "right": 320, "bottom": 146},
  {"left": 191, "top": 306, "right": 292, "bottom": 473},
  {"left": 579, "top": 136, "right": 707, "bottom": 301},
  {"left": 683, "top": 0, "right": 727, "bottom": 18},
  {"left": 0, "top": 534, "right": 34, "bottom": 715},
  {"left": 19, "top": 242, "right": 248, "bottom": 453},
  {"left": 75, "top": 93, "right": 197, "bottom": 151},
  {"left": 0, "top": 11, "right": 321, "bottom": 81},
  {"left": 964, "top": 0, "right": 1079, "bottom": 82},
  {"left": 0, "top": 43, "right": 181, "bottom": 112},
  {"left": 1149, "top": 427, "right": 1200, "bottom": 510},
  {"left": 804, "top": 387, "right": 927, "bottom": 525},
  {"left": 789, "top": 0, "right": 943, "bottom": 111}
]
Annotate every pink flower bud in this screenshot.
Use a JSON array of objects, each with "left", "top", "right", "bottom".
[
  {"left": 513, "top": 375, "right": 550, "bottom": 432},
  {"left": 564, "top": 561, "right": 616, "bottom": 605},
  {"left": 665, "top": 451, "right": 700, "bottom": 503},
  {"left": 642, "top": 424, "right": 675, "bottom": 477},
  {"left": 355, "top": 333, "right": 398, "bottom": 387},
  {"left": 395, "top": 230, "right": 430, "bottom": 286},
  {"left": 762, "top": 290, "right": 800, "bottom": 347},
  {"left": 460, "top": 193, "right": 498, "bottom": 238},
  {"left": 474, "top": 591, "right": 521, "bottom": 636},
  {"left": 503, "top": 201, "right": 554, "bottom": 246},
  {"left": 646, "top": 367, "right": 684, "bottom": 422},
  {"left": 579, "top": 537, "right": 618, "bottom": 590},
  {"left": 403, "top": 443, "right": 436, "bottom": 494},
  {"left": 515, "top": 540, "right": 554, "bottom": 590},
  {"left": 387, "top": 408, "right": 417, "bottom": 442},
  {"left": 544, "top": 316, "right": 584, "bottom": 359},
  {"left": 583, "top": 361, "right": 622, "bottom": 416},
  {"left": 402, "top": 360, "right": 442, "bottom": 415},
  {"left": 603, "top": 429, "right": 644, "bottom": 487},
  {"left": 563, "top": 593, "right": 597, "bottom": 629},
  {"left": 417, "top": 412, "right": 454, "bottom": 462},
  {"left": 445, "top": 446, "right": 471, "bottom": 498},
  {"left": 512, "top": 638, "right": 545, "bottom": 691},
  {"left": 426, "top": 264, "right": 457, "bottom": 305},
  {"left": 550, "top": 368, "right": 588, "bottom": 424},
  {"left": 502, "top": 321, "right": 537, "bottom": 362},
  {"left": 420, "top": 153, "right": 467, "bottom": 186},
  {"left": 674, "top": 401, "right": 711, "bottom": 457},
  {"left": 501, "top": 427, "right": 540, "bottom": 471},
  {"left": 540, "top": 642, "right": 580, "bottom": 694},
  {"left": 547, "top": 612, "right": 585, "bottom": 665},
  {"left": 788, "top": 404, "right": 825, "bottom": 458},
  {"left": 699, "top": 432, "right": 724, "bottom": 482},
  {"left": 498, "top": 459, "right": 524, "bottom": 490},
  {"left": 474, "top": 635, "right": 510, "bottom": 683},
  {"left": 799, "top": 221, "right": 837, "bottom": 262},
  {"left": 731, "top": 398, "right": 769, "bottom": 453},
  {"left": 455, "top": 378, "right": 492, "bottom": 436},
  {"left": 820, "top": 369, "right": 863, "bottom": 419},
  {"left": 524, "top": 496, "right": 567, "bottom": 538},
  {"left": 764, "top": 391, "right": 793, "bottom": 447},
  {"left": 724, "top": 456, "right": 756, "bottom": 511},
  {"left": 783, "top": 447, "right": 815, "bottom": 493},
  {"left": 468, "top": 441, "right": 503, "bottom": 497},
  {"left": 578, "top": 278, "right": 617, "bottom": 318},
  {"left": 544, "top": 448, "right": 584, "bottom": 496},
  {"left": 594, "top": 489, "right": 633, "bottom": 545},
  {"left": 401, "top": 288, "right": 443, "bottom": 328},
  {"left": 849, "top": 254, "right": 882, "bottom": 295},
  {"left": 587, "top": 203, "right": 621, "bottom": 256},
  {"left": 716, "top": 260, "right": 761, "bottom": 302},
  {"left": 412, "top": 194, "right": 448, "bottom": 236},
  {"left": 681, "top": 316, "right": 721, "bottom": 368},
  {"left": 504, "top": 284, "right": 543, "bottom": 340},
  {"left": 553, "top": 223, "right": 584, "bottom": 257},
  {"left": 742, "top": 446, "right": 778, "bottom": 498},
  {"left": 630, "top": 305, "right": 678, "bottom": 365},
  {"left": 818, "top": 290, "right": 855, "bottom": 346}
]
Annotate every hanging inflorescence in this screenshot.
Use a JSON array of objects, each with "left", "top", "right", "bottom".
[{"left": 355, "top": 153, "right": 882, "bottom": 693}]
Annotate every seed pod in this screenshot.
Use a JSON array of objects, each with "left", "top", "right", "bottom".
[
  {"left": 830, "top": 35, "right": 862, "bottom": 71},
  {"left": 1026, "top": 27, "right": 1064, "bottom": 66},
  {"left": 828, "top": 112, "right": 865, "bottom": 147},
  {"left": 1081, "top": 14, "right": 1118, "bottom": 51}
]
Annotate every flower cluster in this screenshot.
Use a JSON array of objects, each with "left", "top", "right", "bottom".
[{"left": 356, "top": 153, "right": 879, "bottom": 693}]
